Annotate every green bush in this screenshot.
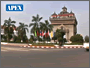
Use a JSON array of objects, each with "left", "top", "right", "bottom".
[
  {"left": 38, "top": 37, "right": 42, "bottom": 42},
  {"left": 70, "top": 34, "right": 83, "bottom": 43},
  {"left": 29, "top": 38, "right": 33, "bottom": 43},
  {"left": 1, "top": 35, "right": 7, "bottom": 41},
  {"left": 46, "top": 36, "right": 51, "bottom": 41},
  {"left": 23, "top": 35, "right": 28, "bottom": 43},
  {"left": 84, "top": 35, "right": 89, "bottom": 42}
]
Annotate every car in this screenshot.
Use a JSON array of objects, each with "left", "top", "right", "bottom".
[{"left": 83, "top": 43, "right": 89, "bottom": 51}]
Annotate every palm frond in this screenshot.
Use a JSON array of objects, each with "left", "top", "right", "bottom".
[
  {"left": 45, "top": 20, "right": 49, "bottom": 25},
  {"left": 11, "top": 21, "right": 16, "bottom": 23},
  {"left": 32, "top": 16, "right": 37, "bottom": 22},
  {"left": 11, "top": 24, "right": 16, "bottom": 28},
  {"left": 39, "top": 17, "right": 43, "bottom": 21},
  {"left": 4, "top": 20, "right": 8, "bottom": 24},
  {"left": 24, "top": 24, "right": 28, "bottom": 27},
  {"left": 29, "top": 23, "right": 34, "bottom": 27},
  {"left": 25, "top": 28, "right": 29, "bottom": 33},
  {"left": 8, "top": 17, "right": 11, "bottom": 22},
  {"left": 37, "top": 14, "right": 39, "bottom": 20}
]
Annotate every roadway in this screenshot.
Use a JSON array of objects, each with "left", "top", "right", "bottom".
[{"left": 1, "top": 45, "right": 89, "bottom": 67}]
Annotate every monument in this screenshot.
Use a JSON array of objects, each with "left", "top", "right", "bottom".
[{"left": 50, "top": 6, "right": 78, "bottom": 42}]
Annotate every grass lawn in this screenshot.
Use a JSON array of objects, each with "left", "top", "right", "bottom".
[
  {"left": 31, "top": 43, "right": 57, "bottom": 46},
  {"left": 64, "top": 42, "right": 83, "bottom": 45}
]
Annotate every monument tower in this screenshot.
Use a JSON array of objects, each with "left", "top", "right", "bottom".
[{"left": 50, "top": 6, "right": 78, "bottom": 42}]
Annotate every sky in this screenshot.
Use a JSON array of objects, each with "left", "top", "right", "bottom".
[{"left": 1, "top": 1, "right": 89, "bottom": 39}]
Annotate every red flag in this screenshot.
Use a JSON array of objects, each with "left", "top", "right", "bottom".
[
  {"left": 45, "top": 30, "right": 49, "bottom": 37},
  {"left": 48, "top": 30, "right": 49, "bottom": 36},
  {"left": 42, "top": 31, "right": 44, "bottom": 36},
  {"left": 37, "top": 31, "right": 39, "bottom": 36}
]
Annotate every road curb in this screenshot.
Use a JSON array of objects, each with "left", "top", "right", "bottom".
[
  {"left": 22, "top": 45, "right": 83, "bottom": 49},
  {"left": 1, "top": 42, "right": 84, "bottom": 49}
]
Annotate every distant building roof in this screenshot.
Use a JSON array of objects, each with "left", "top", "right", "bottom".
[
  {"left": 62, "top": 6, "right": 67, "bottom": 9},
  {"left": 70, "top": 10, "right": 74, "bottom": 14},
  {"left": 51, "top": 12, "right": 57, "bottom": 16}
]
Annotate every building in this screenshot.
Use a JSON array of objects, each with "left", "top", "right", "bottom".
[{"left": 50, "top": 6, "right": 78, "bottom": 42}]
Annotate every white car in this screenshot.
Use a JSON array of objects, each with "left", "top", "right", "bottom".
[{"left": 83, "top": 43, "right": 89, "bottom": 51}]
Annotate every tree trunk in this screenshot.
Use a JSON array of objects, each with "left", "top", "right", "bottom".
[
  {"left": 7, "top": 34, "right": 9, "bottom": 42},
  {"left": 54, "top": 40, "right": 55, "bottom": 43},
  {"left": 59, "top": 42, "right": 62, "bottom": 46}
]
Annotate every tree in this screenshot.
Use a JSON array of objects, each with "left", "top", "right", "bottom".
[
  {"left": 63, "top": 38, "right": 67, "bottom": 43},
  {"left": 70, "top": 34, "right": 83, "bottom": 43},
  {"left": 84, "top": 35, "right": 89, "bottom": 42},
  {"left": 40, "top": 20, "right": 53, "bottom": 42},
  {"left": 40, "top": 20, "right": 53, "bottom": 32},
  {"left": 55, "top": 29, "right": 65, "bottom": 46},
  {"left": 30, "top": 35, "right": 34, "bottom": 41},
  {"left": 29, "top": 14, "right": 43, "bottom": 35},
  {"left": 17, "top": 22, "right": 29, "bottom": 42},
  {"left": 1, "top": 35, "right": 7, "bottom": 41},
  {"left": 3, "top": 17, "right": 16, "bottom": 42},
  {"left": 52, "top": 36, "right": 57, "bottom": 42}
]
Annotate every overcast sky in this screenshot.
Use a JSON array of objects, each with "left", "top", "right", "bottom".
[{"left": 1, "top": 1, "right": 89, "bottom": 39}]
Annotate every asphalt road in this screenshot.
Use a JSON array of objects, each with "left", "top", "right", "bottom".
[{"left": 1, "top": 45, "right": 89, "bottom": 67}]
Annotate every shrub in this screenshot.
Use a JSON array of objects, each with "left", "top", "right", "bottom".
[
  {"left": 23, "top": 35, "right": 28, "bottom": 43},
  {"left": 46, "top": 36, "right": 51, "bottom": 41},
  {"left": 38, "top": 37, "right": 42, "bottom": 42},
  {"left": 29, "top": 38, "right": 33, "bottom": 43},
  {"left": 1, "top": 35, "right": 7, "bottom": 41},
  {"left": 70, "top": 34, "right": 83, "bottom": 43},
  {"left": 84, "top": 35, "right": 89, "bottom": 42}
]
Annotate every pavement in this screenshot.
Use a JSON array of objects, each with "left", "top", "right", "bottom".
[{"left": 1, "top": 45, "right": 89, "bottom": 67}]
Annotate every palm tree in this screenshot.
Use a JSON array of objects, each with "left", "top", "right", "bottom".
[
  {"left": 17, "top": 22, "right": 29, "bottom": 42},
  {"left": 29, "top": 14, "right": 43, "bottom": 35},
  {"left": 40, "top": 20, "right": 53, "bottom": 36},
  {"left": 40, "top": 20, "right": 53, "bottom": 42},
  {"left": 3, "top": 17, "right": 16, "bottom": 42}
]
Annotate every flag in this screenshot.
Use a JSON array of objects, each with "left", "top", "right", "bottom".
[
  {"left": 53, "top": 31, "right": 55, "bottom": 37},
  {"left": 48, "top": 30, "right": 49, "bottom": 36},
  {"left": 45, "top": 31, "right": 47, "bottom": 37},
  {"left": 37, "top": 31, "right": 39, "bottom": 36},
  {"left": 45, "top": 30, "right": 49, "bottom": 37},
  {"left": 40, "top": 30, "right": 42, "bottom": 36},
  {"left": 50, "top": 31, "right": 53, "bottom": 38},
  {"left": 42, "top": 31, "right": 44, "bottom": 36},
  {"left": 44, "top": 31, "right": 46, "bottom": 35},
  {"left": 35, "top": 30, "right": 37, "bottom": 37}
]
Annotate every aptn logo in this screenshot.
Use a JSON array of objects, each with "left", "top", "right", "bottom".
[{"left": 6, "top": 4, "right": 23, "bottom": 11}]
